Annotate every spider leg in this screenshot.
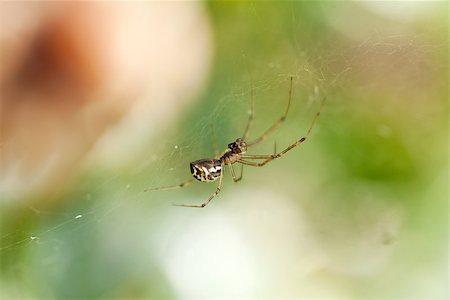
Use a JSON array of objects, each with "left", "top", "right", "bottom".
[
  {"left": 238, "top": 159, "right": 265, "bottom": 167},
  {"left": 227, "top": 163, "right": 244, "bottom": 182},
  {"left": 247, "top": 76, "right": 293, "bottom": 147},
  {"left": 242, "top": 81, "right": 255, "bottom": 140},
  {"left": 210, "top": 124, "right": 219, "bottom": 158},
  {"left": 143, "top": 178, "right": 195, "bottom": 192},
  {"left": 239, "top": 95, "right": 326, "bottom": 166},
  {"left": 238, "top": 137, "right": 307, "bottom": 167},
  {"left": 173, "top": 163, "right": 224, "bottom": 208}
]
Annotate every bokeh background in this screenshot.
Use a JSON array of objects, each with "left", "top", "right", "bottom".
[{"left": 1, "top": 2, "right": 448, "bottom": 299}]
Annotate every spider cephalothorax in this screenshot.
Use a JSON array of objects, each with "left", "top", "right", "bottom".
[{"left": 227, "top": 138, "right": 247, "bottom": 154}]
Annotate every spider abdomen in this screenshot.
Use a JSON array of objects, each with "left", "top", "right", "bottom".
[{"left": 190, "top": 159, "right": 222, "bottom": 182}]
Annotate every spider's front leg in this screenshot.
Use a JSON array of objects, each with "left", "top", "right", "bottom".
[{"left": 239, "top": 137, "right": 307, "bottom": 167}]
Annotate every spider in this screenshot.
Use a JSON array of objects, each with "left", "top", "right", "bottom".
[{"left": 144, "top": 76, "right": 325, "bottom": 208}]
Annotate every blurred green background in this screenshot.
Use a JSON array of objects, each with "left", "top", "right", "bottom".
[{"left": 1, "top": 2, "right": 448, "bottom": 299}]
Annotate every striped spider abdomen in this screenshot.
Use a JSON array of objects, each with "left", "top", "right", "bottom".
[{"left": 190, "top": 159, "right": 222, "bottom": 182}]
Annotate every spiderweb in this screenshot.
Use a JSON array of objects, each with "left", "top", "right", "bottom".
[{"left": 1, "top": 2, "right": 447, "bottom": 299}]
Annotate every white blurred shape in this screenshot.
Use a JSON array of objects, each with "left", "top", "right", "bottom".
[
  {"left": 226, "top": 188, "right": 336, "bottom": 298},
  {"left": 160, "top": 213, "right": 259, "bottom": 299}
]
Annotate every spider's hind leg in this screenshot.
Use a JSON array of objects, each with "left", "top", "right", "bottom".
[
  {"left": 173, "top": 163, "right": 224, "bottom": 208},
  {"left": 144, "top": 178, "right": 195, "bottom": 192},
  {"left": 210, "top": 124, "right": 219, "bottom": 158},
  {"left": 242, "top": 81, "right": 255, "bottom": 140}
]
